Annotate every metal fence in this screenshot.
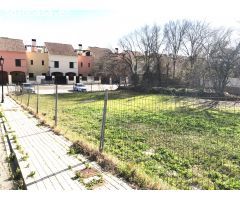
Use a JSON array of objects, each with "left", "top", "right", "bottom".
[{"left": 8, "top": 85, "right": 240, "bottom": 190}]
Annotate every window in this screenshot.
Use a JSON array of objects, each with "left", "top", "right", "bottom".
[
  {"left": 15, "top": 59, "right": 21, "bottom": 67},
  {"left": 42, "top": 73, "right": 46, "bottom": 76},
  {"left": 80, "top": 62, "right": 83, "bottom": 67},
  {"left": 86, "top": 51, "right": 90, "bottom": 56},
  {"left": 42, "top": 60, "right": 44, "bottom": 65},
  {"left": 29, "top": 73, "right": 34, "bottom": 78},
  {"left": 69, "top": 62, "right": 74, "bottom": 68},
  {"left": 88, "top": 63, "right": 90, "bottom": 68},
  {"left": 54, "top": 61, "right": 59, "bottom": 68},
  {"left": 30, "top": 60, "right": 33, "bottom": 65}
]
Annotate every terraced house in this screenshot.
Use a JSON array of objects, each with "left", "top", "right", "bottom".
[
  {"left": 0, "top": 37, "right": 27, "bottom": 84},
  {"left": 26, "top": 39, "right": 49, "bottom": 79},
  {"left": 45, "top": 42, "right": 78, "bottom": 82},
  {"left": 77, "top": 44, "right": 94, "bottom": 77}
]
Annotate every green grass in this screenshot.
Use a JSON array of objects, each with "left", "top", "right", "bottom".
[{"left": 12, "top": 91, "right": 240, "bottom": 189}]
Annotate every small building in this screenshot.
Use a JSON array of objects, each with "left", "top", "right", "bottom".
[
  {"left": 88, "top": 46, "right": 117, "bottom": 83},
  {"left": 77, "top": 44, "right": 94, "bottom": 77},
  {"left": 45, "top": 42, "right": 78, "bottom": 77},
  {"left": 0, "top": 37, "right": 27, "bottom": 84},
  {"left": 26, "top": 39, "right": 49, "bottom": 80}
]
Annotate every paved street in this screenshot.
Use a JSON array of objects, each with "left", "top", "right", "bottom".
[
  {"left": 1, "top": 96, "right": 131, "bottom": 190},
  {"left": 5, "top": 84, "right": 118, "bottom": 95}
]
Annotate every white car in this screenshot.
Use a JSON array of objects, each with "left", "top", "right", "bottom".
[
  {"left": 21, "top": 83, "right": 35, "bottom": 93},
  {"left": 73, "top": 83, "right": 87, "bottom": 92}
]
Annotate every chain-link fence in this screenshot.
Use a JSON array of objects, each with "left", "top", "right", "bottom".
[{"left": 9, "top": 85, "right": 240, "bottom": 189}]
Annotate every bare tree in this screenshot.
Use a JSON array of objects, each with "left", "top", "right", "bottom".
[
  {"left": 182, "top": 21, "right": 210, "bottom": 68},
  {"left": 93, "top": 50, "right": 130, "bottom": 85},
  {"left": 119, "top": 32, "right": 143, "bottom": 86},
  {"left": 205, "top": 28, "right": 240, "bottom": 95},
  {"left": 164, "top": 20, "right": 189, "bottom": 79},
  {"left": 180, "top": 20, "right": 210, "bottom": 87},
  {"left": 135, "top": 24, "right": 165, "bottom": 86},
  {"left": 119, "top": 24, "right": 165, "bottom": 87}
]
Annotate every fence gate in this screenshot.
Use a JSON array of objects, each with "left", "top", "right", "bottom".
[
  {"left": 10, "top": 71, "right": 26, "bottom": 84},
  {"left": 54, "top": 76, "right": 67, "bottom": 84}
]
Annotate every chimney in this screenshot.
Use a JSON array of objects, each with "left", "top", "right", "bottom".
[
  {"left": 77, "top": 44, "right": 82, "bottom": 54},
  {"left": 78, "top": 44, "right": 82, "bottom": 51},
  {"left": 31, "top": 39, "right": 37, "bottom": 52},
  {"left": 115, "top": 48, "right": 118, "bottom": 54}
]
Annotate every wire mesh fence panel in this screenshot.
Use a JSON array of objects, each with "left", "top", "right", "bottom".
[
  {"left": 8, "top": 86, "right": 240, "bottom": 189},
  {"left": 103, "top": 90, "right": 240, "bottom": 189},
  {"left": 55, "top": 91, "right": 104, "bottom": 145}
]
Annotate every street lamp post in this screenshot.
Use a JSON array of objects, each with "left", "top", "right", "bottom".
[{"left": 0, "top": 56, "right": 4, "bottom": 103}]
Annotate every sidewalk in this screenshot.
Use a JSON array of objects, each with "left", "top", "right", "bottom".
[
  {"left": 1, "top": 96, "right": 131, "bottom": 190},
  {"left": 0, "top": 131, "right": 14, "bottom": 190}
]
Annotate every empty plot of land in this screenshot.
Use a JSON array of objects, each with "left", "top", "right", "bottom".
[{"left": 11, "top": 90, "right": 240, "bottom": 189}]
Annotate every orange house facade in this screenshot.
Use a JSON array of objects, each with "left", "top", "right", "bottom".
[
  {"left": 77, "top": 50, "right": 94, "bottom": 77},
  {"left": 0, "top": 37, "right": 27, "bottom": 84}
]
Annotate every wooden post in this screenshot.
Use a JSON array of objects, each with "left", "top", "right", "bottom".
[
  {"left": 54, "top": 84, "right": 58, "bottom": 127},
  {"left": 36, "top": 84, "right": 39, "bottom": 114},
  {"left": 99, "top": 90, "right": 108, "bottom": 152}
]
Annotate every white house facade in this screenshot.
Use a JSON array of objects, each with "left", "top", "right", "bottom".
[
  {"left": 45, "top": 42, "right": 78, "bottom": 76},
  {"left": 48, "top": 54, "right": 78, "bottom": 76}
]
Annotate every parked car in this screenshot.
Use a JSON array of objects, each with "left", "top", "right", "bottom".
[
  {"left": 73, "top": 83, "right": 87, "bottom": 92},
  {"left": 20, "top": 83, "right": 35, "bottom": 93}
]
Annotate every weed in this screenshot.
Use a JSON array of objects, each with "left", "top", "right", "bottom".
[
  {"left": 21, "top": 153, "right": 29, "bottom": 161},
  {"left": 7, "top": 153, "right": 16, "bottom": 162},
  {"left": 16, "top": 144, "right": 22, "bottom": 151},
  {"left": 85, "top": 162, "right": 91, "bottom": 169},
  {"left": 14, "top": 168, "right": 22, "bottom": 180},
  {"left": 27, "top": 171, "right": 36, "bottom": 178},
  {"left": 12, "top": 135, "right": 17, "bottom": 143},
  {"left": 74, "top": 169, "right": 104, "bottom": 190},
  {"left": 19, "top": 149, "right": 25, "bottom": 155},
  {"left": 84, "top": 175, "right": 104, "bottom": 190},
  {"left": 68, "top": 146, "right": 78, "bottom": 155}
]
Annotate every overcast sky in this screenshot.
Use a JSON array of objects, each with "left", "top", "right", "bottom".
[{"left": 0, "top": 0, "right": 240, "bottom": 50}]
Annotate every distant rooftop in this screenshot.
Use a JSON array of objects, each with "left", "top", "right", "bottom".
[
  {"left": 88, "top": 46, "right": 112, "bottom": 59},
  {"left": 0, "top": 37, "right": 26, "bottom": 52},
  {"left": 45, "top": 42, "right": 76, "bottom": 56}
]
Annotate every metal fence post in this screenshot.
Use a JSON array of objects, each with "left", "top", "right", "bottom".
[
  {"left": 7, "top": 84, "right": 9, "bottom": 95},
  {"left": 36, "top": 84, "right": 39, "bottom": 114},
  {"left": 99, "top": 89, "right": 108, "bottom": 152},
  {"left": 27, "top": 91, "right": 30, "bottom": 107},
  {"left": 16, "top": 85, "right": 18, "bottom": 101},
  {"left": 54, "top": 84, "right": 58, "bottom": 127},
  {"left": 21, "top": 91, "right": 23, "bottom": 104}
]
